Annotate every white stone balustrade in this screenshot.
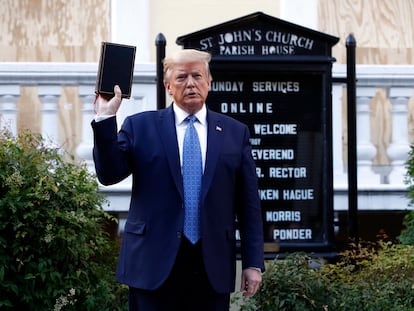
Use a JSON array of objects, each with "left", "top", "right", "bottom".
[{"left": 0, "top": 62, "right": 412, "bottom": 212}]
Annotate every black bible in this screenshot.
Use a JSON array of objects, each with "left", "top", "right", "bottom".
[{"left": 95, "top": 42, "right": 136, "bottom": 98}]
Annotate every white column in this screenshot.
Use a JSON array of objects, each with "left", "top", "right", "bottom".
[
  {"left": 76, "top": 85, "right": 95, "bottom": 172},
  {"left": 38, "top": 85, "right": 61, "bottom": 145},
  {"left": 387, "top": 87, "right": 412, "bottom": 185},
  {"left": 111, "top": 0, "right": 151, "bottom": 62},
  {"left": 356, "top": 87, "right": 378, "bottom": 184},
  {"left": 280, "top": 0, "right": 318, "bottom": 29},
  {"left": 0, "top": 85, "right": 20, "bottom": 135}
]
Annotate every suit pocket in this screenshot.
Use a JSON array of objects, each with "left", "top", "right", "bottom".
[{"left": 124, "top": 220, "right": 146, "bottom": 235}]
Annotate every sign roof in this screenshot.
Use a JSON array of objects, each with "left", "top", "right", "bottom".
[{"left": 176, "top": 11, "right": 340, "bottom": 59}]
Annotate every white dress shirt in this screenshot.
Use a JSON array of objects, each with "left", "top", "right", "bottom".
[{"left": 173, "top": 103, "right": 207, "bottom": 173}]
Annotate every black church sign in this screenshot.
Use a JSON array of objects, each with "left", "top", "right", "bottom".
[{"left": 176, "top": 12, "right": 339, "bottom": 256}]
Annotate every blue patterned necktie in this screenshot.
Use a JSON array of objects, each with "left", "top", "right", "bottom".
[{"left": 183, "top": 115, "right": 202, "bottom": 244}]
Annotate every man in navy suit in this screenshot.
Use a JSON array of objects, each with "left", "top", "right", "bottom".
[{"left": 92, "top": 49, "right": 264, "bottom": 310}]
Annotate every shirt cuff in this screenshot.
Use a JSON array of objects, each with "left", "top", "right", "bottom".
[{"left": 95, "top": 115, "right": 115, "bottom": 122}]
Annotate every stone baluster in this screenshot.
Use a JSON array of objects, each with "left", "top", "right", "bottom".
[
  {"left": 38, "top": 85, "right": 61, "bottom": 145},
  {"left": 0, "top": 85, "right": 20, "bottom": 135},
  {"left": 387, "top": 87, "right": 412, "bottom": 186},
  {"left": 76, "top": 85, "right": 96, "bottom": 172},
  {"left": 356, "top": 87, "right": 378, "bottom": 184}
]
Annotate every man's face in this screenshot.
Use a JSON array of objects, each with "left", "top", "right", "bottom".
[{"left": 165, "top": 61, "right": 211, "bottom": 114}]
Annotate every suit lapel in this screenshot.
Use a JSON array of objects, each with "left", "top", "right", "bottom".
[
  {"left": 156, "top": 107, "right": 223, "bottom": 203},
  {"left": 158, "top": 106, "right": 184, "bottom": 200},
  {"left": 201, "top": 110, "right": 223, "bottom": 202}
]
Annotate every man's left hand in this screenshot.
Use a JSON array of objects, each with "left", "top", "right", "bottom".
[{"left": 240, "top": 268, "right": 262, "bottom": 297}]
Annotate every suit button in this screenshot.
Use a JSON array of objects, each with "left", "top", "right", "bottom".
[{"left": 177, "top": 231, "right": 182, "bottom": 239}]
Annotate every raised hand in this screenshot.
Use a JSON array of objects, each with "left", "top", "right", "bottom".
[{"left": 96, "top": 85, "right": 123, "bottom": 116}]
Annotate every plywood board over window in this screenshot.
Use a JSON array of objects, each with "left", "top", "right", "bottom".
[
  {"left": 0, "top": 0, "right": 109, "bottom": 62},
  {"left": 0, "top": 0, "right": 110, "bottom": 158},
  {"left": 318, "top": 0, "right": 414, "bottom": 65},
  {"left": 318, "top": 0, "right": 414, "bottom": 166}
]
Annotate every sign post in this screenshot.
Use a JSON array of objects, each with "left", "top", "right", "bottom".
[{"left": 177, "top": 12, "right": 339, "bottom": 257}]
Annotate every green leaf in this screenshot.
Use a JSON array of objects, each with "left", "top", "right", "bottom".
[{"left": 24, "top": 273, "right": 36, "bottom": 280}]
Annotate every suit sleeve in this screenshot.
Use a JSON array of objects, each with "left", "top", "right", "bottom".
[
  {"left": 237, "top": 125, "right": 265, "bottom": 272},
  {"left": 91, "top": 116, "right": 132, "bottom": 185}
]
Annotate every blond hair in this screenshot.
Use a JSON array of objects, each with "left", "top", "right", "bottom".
[{"left": 163, "top": 49, "right": 212, "bottom": 83}]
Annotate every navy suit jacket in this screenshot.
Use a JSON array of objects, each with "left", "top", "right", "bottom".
[{"left": 92, "top": 105, "right": 264, "bottom": 293}]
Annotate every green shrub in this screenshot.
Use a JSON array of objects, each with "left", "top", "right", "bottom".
[
  {"left": 399, "top": 211, "right": 414, "bottom": 245},
  {"left": 0, "top": 130, "right": 128, "bottom": 310},
  {"left": 237, "top": 242, "right": 414, "bottom": 310},
  {"left": 233, "top": 135, "right": 414, "bottom": 311},
  {"left": 399, "top": 145, "right": 414, "bottom": 245},
  {"left": 326, "top": 241, "right": 414, "bottom": 310},
  {"left": 241, "top": 255, "right": 330, "bottom": 311}
]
